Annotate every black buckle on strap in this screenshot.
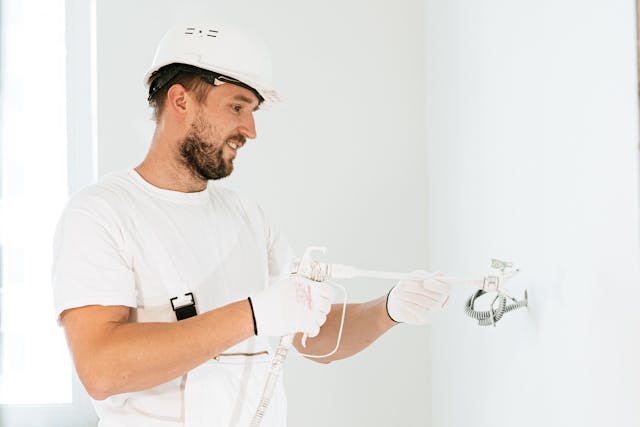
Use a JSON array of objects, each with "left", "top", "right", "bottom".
[{"left": 170, "top": 292, "right": 197, "bottom": 321}]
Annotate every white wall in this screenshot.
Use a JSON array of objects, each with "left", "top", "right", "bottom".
[
  {"left": 96, "top": 1, "right": 430, "bottom": 426},
  {"left": 426, "top": 1, "right": 640, "bottom": 426}
]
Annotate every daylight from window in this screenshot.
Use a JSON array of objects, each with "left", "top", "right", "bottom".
[{"left": 0, "top": 0, "right": 71, "bottom": 404}]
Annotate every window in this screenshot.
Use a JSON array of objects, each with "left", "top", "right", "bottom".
[{"left": 0, "top": 0, "right": 97, "bottom": 424}]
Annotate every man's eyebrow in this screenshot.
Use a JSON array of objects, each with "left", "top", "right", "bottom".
[{"left": 232, "top": 94, "right": 260, "bottom": 111}]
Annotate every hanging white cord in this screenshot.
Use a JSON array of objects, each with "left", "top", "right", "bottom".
[{"left": 249, "top": 335, "right": 291, "bottom": 427}]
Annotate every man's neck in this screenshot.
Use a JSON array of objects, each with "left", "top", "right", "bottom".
[{"left": 135, "top": 137, "right": 207, "bottom": 193}]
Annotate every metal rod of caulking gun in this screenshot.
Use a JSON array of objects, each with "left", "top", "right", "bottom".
[{"left": 327, "top": 263, "right": 483, "bottom": 287}]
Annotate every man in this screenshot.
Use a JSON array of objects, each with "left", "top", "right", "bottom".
[{"left": 53, "top": 23, "right": 449, "bottom": 426}]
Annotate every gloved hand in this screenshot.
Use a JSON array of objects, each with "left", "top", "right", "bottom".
[
  {"left": 386, "top": 270, "right": 450, "bottom": 324},
  {"left": 248, "top": 274, "right": 335, "bottom": 337}
]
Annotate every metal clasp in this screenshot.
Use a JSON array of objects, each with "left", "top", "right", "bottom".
[
  {"left": 170, "top": 292, "right": 197, "bottom": 321},
  {"left": 482, "top": 275, "right": 501, "bottom": 293}
]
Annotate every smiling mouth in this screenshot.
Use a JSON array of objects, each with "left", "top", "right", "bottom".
[{"left": 226, "top": 136, "right": 246, "bottom": 151}]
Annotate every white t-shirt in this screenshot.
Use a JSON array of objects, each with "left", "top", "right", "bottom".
[{"left": 52, "top": 170, "right": 294, "bottom": 426}]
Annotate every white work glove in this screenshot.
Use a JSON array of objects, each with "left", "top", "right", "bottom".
[
  {"left": 248, "top": 274, "right": 335, "bottom": 337},
  {"left": 386, "top": 270, "right": 450, "bottom": 325}
]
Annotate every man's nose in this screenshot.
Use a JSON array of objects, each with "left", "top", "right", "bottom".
[{"left": 239, "top": 113, "right": 257, "bottom": 139}]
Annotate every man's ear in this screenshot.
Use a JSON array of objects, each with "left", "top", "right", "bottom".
[{"left": 166, "top": 83, "right": 189, "bottom": 118}]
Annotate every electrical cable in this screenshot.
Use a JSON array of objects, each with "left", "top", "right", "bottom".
[{"left": 465, "top": 288, "right": 528, "bottom": 326}]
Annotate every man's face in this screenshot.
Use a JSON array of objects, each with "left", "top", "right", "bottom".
[{"left": 179, "top": 83, "right": 259, "bottom": 181}]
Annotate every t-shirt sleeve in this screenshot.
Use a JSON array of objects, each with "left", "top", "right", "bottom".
[{"left": 52, "top": 204, "right": 137, "bottom": 322}]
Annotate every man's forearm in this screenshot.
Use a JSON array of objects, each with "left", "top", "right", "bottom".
[
  {"left": 62, "top": 299, "right": 255, "bottom": 400},
  {"left": 293, "top": 295, "right": 397, "bottom": 363}
]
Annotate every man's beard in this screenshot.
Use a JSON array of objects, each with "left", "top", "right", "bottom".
[{"left": 179, "top": 115, "right": 242, "bottom": 181}]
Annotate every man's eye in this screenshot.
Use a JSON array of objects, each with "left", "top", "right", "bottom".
[{"left": 232, "top": 105, "right": 242, "bottom": 112}]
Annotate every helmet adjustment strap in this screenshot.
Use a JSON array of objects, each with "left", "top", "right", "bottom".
[{"left": 147, "top": 63, "right": 264, "bottom": 104}]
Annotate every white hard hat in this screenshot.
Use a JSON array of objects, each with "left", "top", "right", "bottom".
[{"left": 144, "top": 23, "right": 280, "bottom": 104}]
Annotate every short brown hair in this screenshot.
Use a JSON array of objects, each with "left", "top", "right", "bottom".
[{"left": 147, "top": 65, "right": 212, "bottom": 122}]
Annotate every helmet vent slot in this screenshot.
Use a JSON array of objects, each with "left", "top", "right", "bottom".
[{"left": 183, "top": 27, "right": 218, "bottom": 37}]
